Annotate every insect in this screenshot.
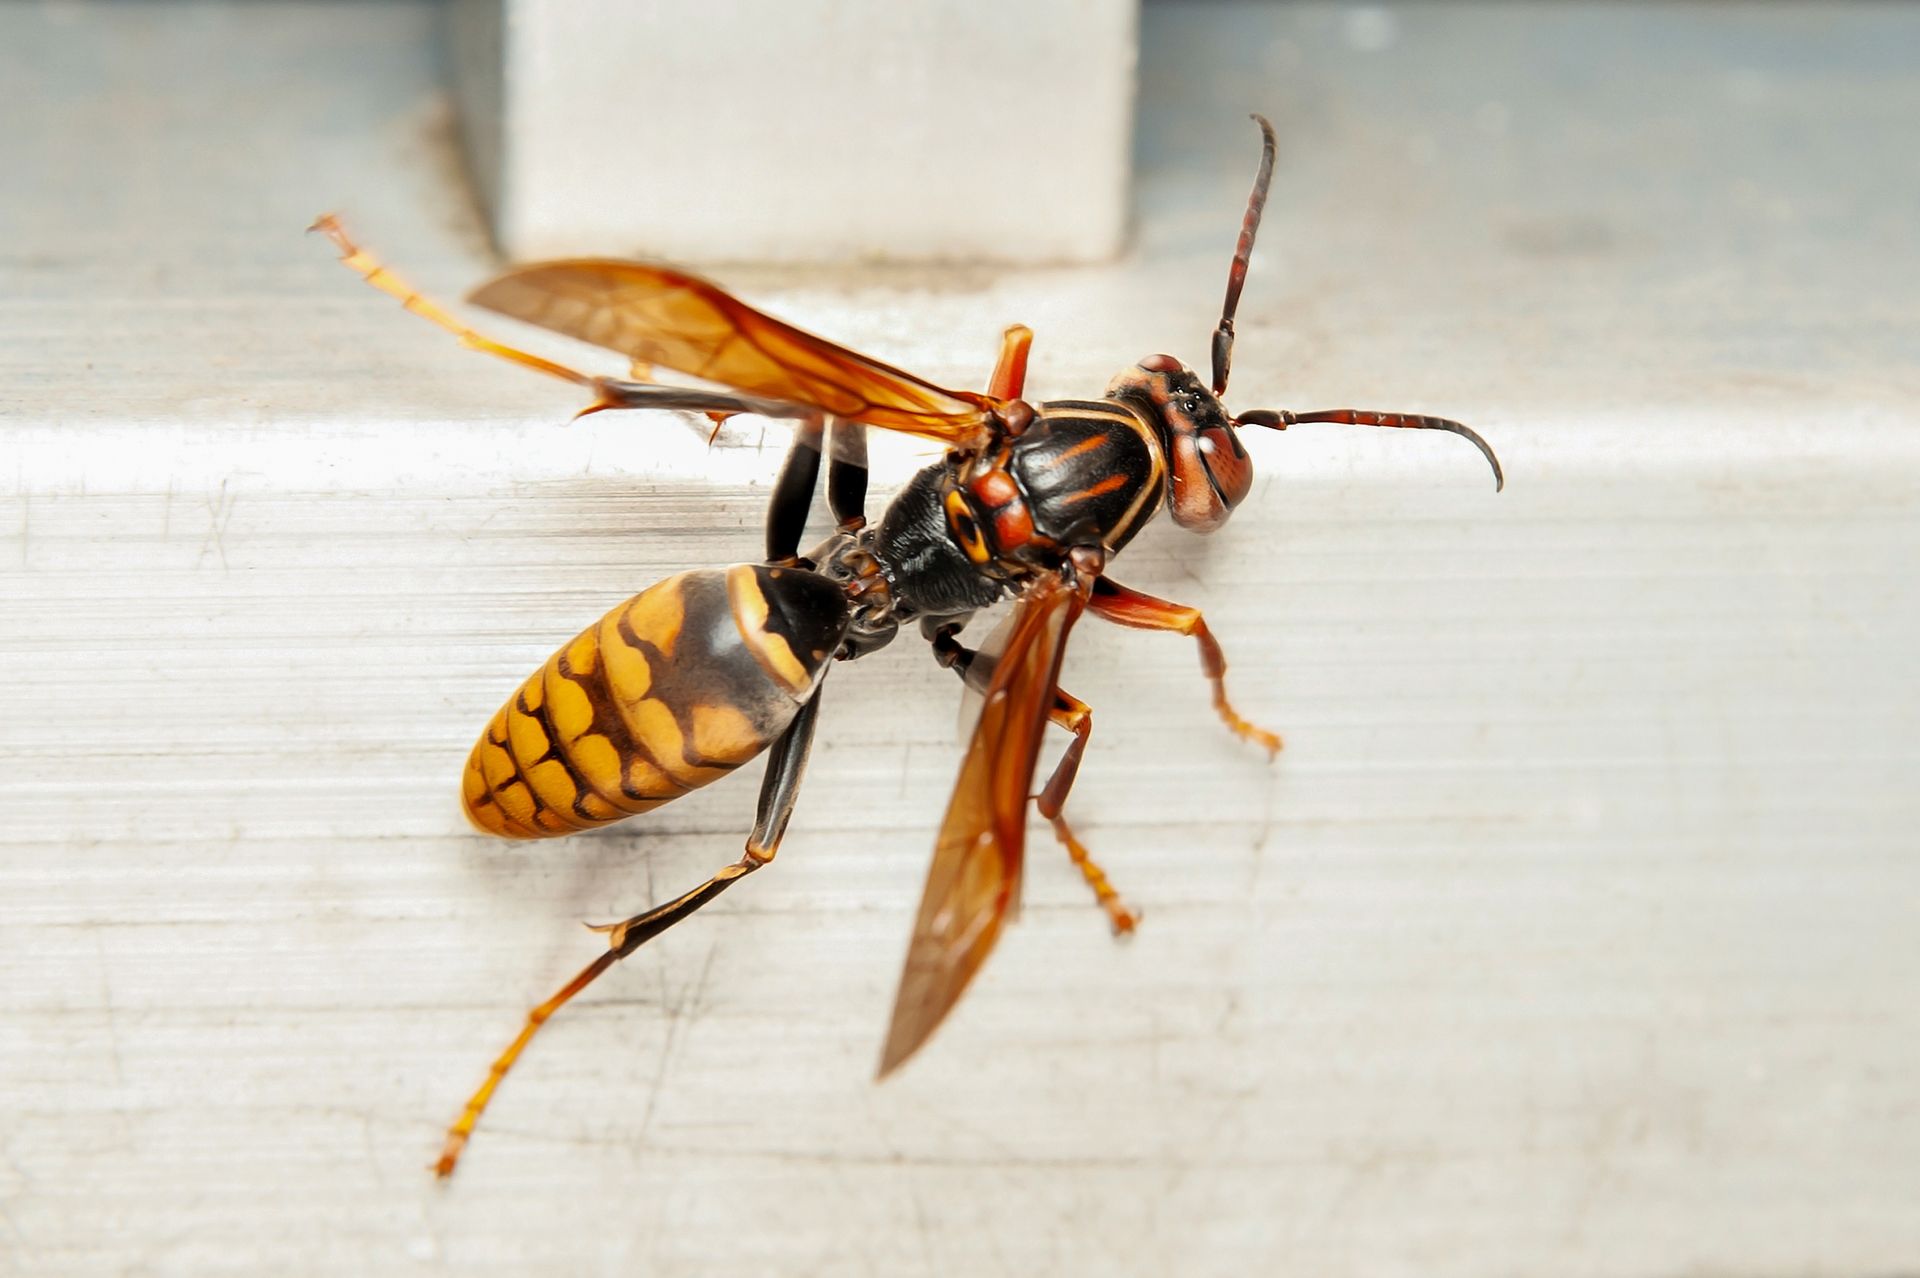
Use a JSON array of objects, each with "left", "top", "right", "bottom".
[{"left": 315, "top": 114, "right": 1501, "bottom": 1178}]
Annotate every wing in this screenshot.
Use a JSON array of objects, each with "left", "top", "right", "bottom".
[
  {"left": 953, "top": 604, "right": 1018, "bottom": 745},
  {"left": 877, "top": 575, "right": 1085, "bottom": 1077},
  {"left": 468, "top": 261, "right": 997, "bottom": 445}
]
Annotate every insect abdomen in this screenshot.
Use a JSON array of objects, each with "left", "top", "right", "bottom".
[{"left": 463, "top": 565, "right": 849, "bottom": 839}]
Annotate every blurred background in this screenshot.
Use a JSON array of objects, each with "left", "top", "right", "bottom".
[{"left": 2, "top": 2, "right": 1916, "bottom": 1275}]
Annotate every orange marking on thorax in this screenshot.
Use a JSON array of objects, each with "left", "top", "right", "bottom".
[
  {"left": 1065, "top": 472, "right": 1129, "bottom": 503},
  {"left": 1050, "top": 432, "right": 1111, "bottom": 463}
]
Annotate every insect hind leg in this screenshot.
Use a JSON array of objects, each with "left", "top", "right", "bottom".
[
  {"left": 310, "top": 213, "right": 597, "bottom": 391},
  {"left": 435, "top": 687, "right": 826, "bottom": 1179}
]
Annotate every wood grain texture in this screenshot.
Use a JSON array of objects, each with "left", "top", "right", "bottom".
[{"left": 3, "top": 3, "right": 1918, "bottom": 1275}]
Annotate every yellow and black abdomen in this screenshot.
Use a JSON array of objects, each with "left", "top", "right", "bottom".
[{"left": 464, "top": 564, "right": 850, "bottom": 839}]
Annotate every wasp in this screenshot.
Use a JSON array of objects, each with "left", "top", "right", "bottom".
[{"left": 315, "top": 114, "right": 1501, "bottom": 1177}]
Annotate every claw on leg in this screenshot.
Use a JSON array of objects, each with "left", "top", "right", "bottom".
[
  {"left": 436, "top": 947, "right": 619, "bottom": 1178},
  {"left": 1213, "top": 688, "right": 1282, "bottom": 759},
  {"left": 436, "top": 860, "right": 762, "bottom": 1178},
  {"left": 1047, "top": 813, "right": 1138, "bottom": 935}
]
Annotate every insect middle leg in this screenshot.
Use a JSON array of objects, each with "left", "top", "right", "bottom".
[
  {"left": 929, "top": 625, "right": 1136, "bottom": 933},
  {"left": 826, "top": 419, "right": 869, "bottom": 530},
  {"left": 435, "top": 688, "right": 826, "bottom": 1178},
  {"left": 1088, "top": 576, "right": 1283, "bottom": 757},
  {"left": 1032, "top": 688, "right": 1138, "bottom": 934},
  {"left": 766, "top": 418, "right": 826, "bottom": 564},
  {"left": 766, "top": 415, "right": 870, "bottom": 564}
]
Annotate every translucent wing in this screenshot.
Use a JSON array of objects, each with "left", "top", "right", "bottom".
[
  {"left": 878, "top": 575, "right": 1085, "bottom": 1076},
  {"left": 954, "top": 604, "right": 1018, "bottom": 744},
  {"left": 468, "top": 261, "right": 996, "bottom": 445}
]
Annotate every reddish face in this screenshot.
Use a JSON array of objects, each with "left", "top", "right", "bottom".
[{"left": 1107, "top": 355, "right": 1253, "bottom": 533}]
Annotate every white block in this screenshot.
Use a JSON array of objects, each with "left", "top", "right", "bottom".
[{"left": 448, "top": 0, "right": 1138, "bottom": 264}]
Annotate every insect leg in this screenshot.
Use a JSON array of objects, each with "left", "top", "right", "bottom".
[
  {"left": 928, "top": 624, "right": 1135, "bottom": 933},
  {"left": 741, "top": 678, "right": 825, "bottom": 861},
  {"left": 826, "top": 418, "right": 869, "bottom": 529},
  {"left": 1087, "top": 576, "right": 1283, "bottom": 757},
  {"left": 310, "top": 214, "right": 598, "bottom": 391},
  {"left": 927, "top": 620, "right": 984, "bottom": 688},
  {"left": 1034, "top": 689, "right": 1138, "bottom": 935},
  {"left": 586, "top": 681, "right": 824, "bottom": 950},
  {"left": 987, "top": 325, "right": 1034, "bottom": 400},
  {"left": 313, "top": 216, "right": 821, "bottom": 428},
  {"left": 575, "top": 380, "right": 818, "bottom": 423},
  {"left": 435, "top": 688, "right": 827, "bottom": 1179},
  {"left": 1235, "top": 407, "right": 1504, "bottom": 491},
  {"left": 767, "top": 419, "right": 826, "bottom": 564}
]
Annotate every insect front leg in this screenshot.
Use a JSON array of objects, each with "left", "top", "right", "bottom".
[
  {"left": 1087, "top": 576, "right": 1283, "bottom": 757},
  {"left": 436, "top": 687, "right": 827, "bottom": 1179}
]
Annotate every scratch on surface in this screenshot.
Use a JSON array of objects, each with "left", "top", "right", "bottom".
[
  {"left": 902, "top": 1168, "right": 940, "bottom": 1278},
  {"left": 1244, "top": 766, "right": 1283, "bottom": 903},
  {"left": 13, "top": 491, "right": 26, "bottom": 569},
  {"left": 977, "top": 1180, "right": 1019, "bottom": 1278},
  {"left": 815, "top": 1159, "right": 881, "bottom": 1278},
  {"left": 0, "top": 1134, "right": 35, "bottom": 1262},
  {"left": 670, "top": 933, "right": 721, "bottom": 1026},
  {"left": 632, "top": 941, "right": 718, "bottom": 1148},
  {"left": 1314, "top": 1145, "right": 1392, "bottom": 1229},
  {"left": 198, "top": 477, "right": 237, "bottom": 569},
  {"left": 358, "top": 1111, "right": 390, "bottom": 1196},
  {"left": 92, "top": 932, "right": 127, "bottom": 1090},
  {"left": 1158, "top": 1083, "right": 1253, "bottom": 1201}
]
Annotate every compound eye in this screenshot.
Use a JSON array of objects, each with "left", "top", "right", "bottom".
[
  {"left": 1162, "top": 388, "right": 1252, "bottom": 533},
  {"left": 1198, "top": 424, "right": 1253, "bottom": 510}
]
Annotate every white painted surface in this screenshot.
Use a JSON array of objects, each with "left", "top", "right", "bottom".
[
  {"left": 3, "top": 3, "right": 1918, "bottom": 1275},
  {"left": 447, "top": 0, "right": 1138, "bottom": 264}
]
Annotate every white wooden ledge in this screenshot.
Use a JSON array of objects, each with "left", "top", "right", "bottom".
[{"left": 2, "top": 3, "right": 1917, "bottom": 1275}]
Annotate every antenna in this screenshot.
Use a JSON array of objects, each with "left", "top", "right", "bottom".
[
  {"left": 1235, "top": 408, "right": 1506, "bottom": 492},
  {"left": 1210, "top": 114, "right": 1278, "bottom": 396}
]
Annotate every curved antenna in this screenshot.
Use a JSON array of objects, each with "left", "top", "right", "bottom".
[
  {"left": 1235, "top": 408, "right": 1506, "bottom": 492},
  {"left": 1210, "top": 114, "right": 1279, "bottom": 396}
]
